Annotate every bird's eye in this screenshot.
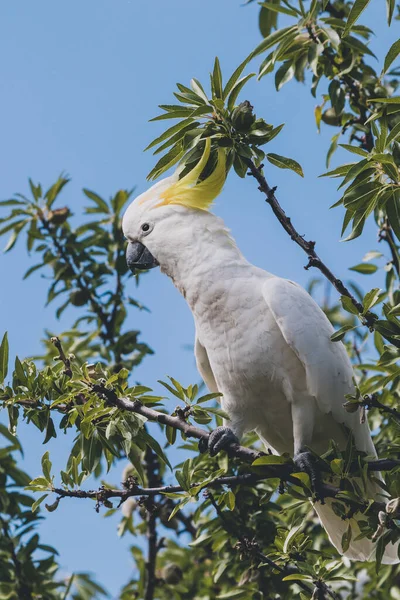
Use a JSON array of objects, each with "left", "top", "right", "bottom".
[{"left": 141, "top": 223, "right": 150, "bottom": 232}]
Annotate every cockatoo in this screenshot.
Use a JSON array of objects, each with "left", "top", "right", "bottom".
[{"left": 122, "top": 139, "right": 399, "bottom": 564}]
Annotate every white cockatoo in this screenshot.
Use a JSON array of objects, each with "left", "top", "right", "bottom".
[{"left": 122, "top": 139, "right": 399, "bottom": 564}]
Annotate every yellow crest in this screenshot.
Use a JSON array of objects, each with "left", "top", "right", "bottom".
[{"left": 156, "top": 139, "right": 226, "bottom": 211}]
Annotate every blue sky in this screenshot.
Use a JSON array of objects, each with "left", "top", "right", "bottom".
[{"left": 0, "top": 0, "right": 397, "bottom": 597}]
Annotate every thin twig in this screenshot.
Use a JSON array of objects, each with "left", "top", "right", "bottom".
[
  {"left": 379, "top": 218, "right": 400, "bottom": 277},
  {"left": 38, "top": 214, "right": 114, "bottom": 343},
  {"left": 362, "top": 394, "right": 400, "bottom": 424},
  {"left": 51, "top": 336, "right": 72, "bottom": 377},
  {"left": 243, "top": 158, "right": 376, "bottom": 326},
  {"left": 206, "top": 491, "right": 338, "bottom": 599}
]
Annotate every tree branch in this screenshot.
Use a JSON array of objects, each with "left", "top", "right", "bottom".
[
  {"left": 362, "top": 394, "right": 400, "bottom": 424},
  {"left": 144, "top": 447, "right": 161, "bottom": 600},
  {"left": 51, "top": 336, "right": 72, "bottom": 377},
  {"left": 51, "top": 465, "right": 392, "bottom": 513},
  {"left": 38, "top": 213, "right": 115, "bottom": 344},
  {"left": 0, "top": 517, "right": 33, "bottom": 600},
  {"left": 379, "top": 218, "right": 400, "bottom": 278},
  {"left": 91, "top": 383, "right": 262, "bottom": 463},
  {"left": 206, "top": 491, "right": 339, "bottom": 600},
  {"left": 243, "top": 159, "right": 376, "bottom": 325}
]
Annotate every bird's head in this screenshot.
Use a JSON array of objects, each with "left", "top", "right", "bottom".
[{"left": 122, "top": 139, "right": 227, "bottom": 274}]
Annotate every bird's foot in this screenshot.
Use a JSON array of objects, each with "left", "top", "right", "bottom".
[
  {"left": 293, "top": 450, "right": 324, "bottom": 502},
  {"left": 198, "top": 426, "right": 239, "bottom": 457}
]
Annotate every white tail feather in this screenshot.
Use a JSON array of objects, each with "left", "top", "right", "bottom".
[{"left": 314, "top": 493, "right": 399, "bottom": 564}]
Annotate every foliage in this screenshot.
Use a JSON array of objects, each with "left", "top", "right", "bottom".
[{"left": 1, "top": 1, "right": 400, "bottom": 599}]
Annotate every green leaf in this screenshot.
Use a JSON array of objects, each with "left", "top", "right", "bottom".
[
  {"left": 339, "top": 144, "right": 369, "bottom": 157},
  {"left": 166, "top": 424, "right": 177, "bottom": 445},
  {"left": 386, "top": 0, "right": 395, "bottom": 25},
  {"left": 0, "top": 332, "right": 9, "bottom": 384},
  {"left": 386, "top": 120, "right": 400, "bottom": 146},
  {"left": 227, "top": 73, "right": 256, "bottom": 112},
  {"left": 260, "top": 1, "right": 298, "bottom": 15},
  {"left": 326, "top": 133, "right": 340, "bottom": 168},
  {"left": 153, "top": 122, "right": 200, "bottom": 155},
  {"left": 266, "top": 153, "right": 304, "bottom": 176},
  {"left": 382, "top": 40, "right": 400, "bottom": 75},
  {"left": 386, "top": 191, "right": 400, "bottom": 240},
  {"left": 196, "top": 392, "right": 223, "bottom": 404},
  {"left": 275, "top": 61, "right": 295, "bottom": 90},
  {"left": 320, "top": 163, "right": 356, "bottom": 178},
  {"left": 82, "top": 189, "right": 110, "bottom": 214},
  {"left": 282, "top": 574, "right": 313, "bottom": 582},
  {"left": 31, "top": 494, "right": 48, "bottom": 513},
  {"left": 3, "top": 220, "right": 29, "bottom": 252},
  {"left": 147, "top": 143, "right": 184, "bottom": 181},
  {"left": 225, "top": 490, "right": 236, "bottom": 510},
  {"left": 43, "top": 417, "right": 57, "bottom": 444},
  {"left": 27, "top": 477, "right": 52, "bottom": 490},
  {"left": 259, "top": 4, "right": 277, "bottom": 37},
  {"left": 340, "top": 295, "right": 360, "bottom": 315},
  {"left": 145, "top": 118, "right": 196, "bottom": 151},
  {"left": 338, "top": 159, "right": 370, "bottom": 189},
  {"left": 212, "top": 57, "right": 223, "bottom": 99},
  {"left": 369, "top": 97, "right": 400, "bottom": 104},
  {"left": 141, "top": 429, "right": 172, "bottom": 470},
  {"left": 329, "top": 80, "right": 345, "bottom": 115},
  {"left": 223, "top": 56, "right": 252, "bottom": 100},
  {"left": 341, "top": 523, "right": 352, "bottom": 552},
  {"left": 349, "top": 263, "right": 378, "bottom": 274},
  {"left": 265, "top": 123, "right": 285, "bottom": 143},
  {"left": 342, "top": 0, "right": 371, "bottom": 38},
  {"left": 150, "top": 110, "right": 196, "bottom": 122},
  {"left": 342, "top": 35, "right": 376, "bottom": 58},
  {"left": 362, "top": 288, "right": 381, "bottom": 313},
  {"left": 331, "top": 325, "right": 357, "bottom": 341},
  {"left": 158, "top": 379, "right": 185, "bottom": 401},
  {"left": 252, "top": 454, "right": 291, "bottom": 466},
  {"left": 190, "top": 79, "right": 209, "bottom": 104},
  {"left": 250, "top": 26, "right": 298, "bottom": 59},
  {"left": 41, "top": 451, "right": 52, "bottom": 481}
]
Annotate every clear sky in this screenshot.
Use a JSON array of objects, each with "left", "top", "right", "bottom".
[{"left": 0, "top": 1, "right": 397, "bottom": 597}]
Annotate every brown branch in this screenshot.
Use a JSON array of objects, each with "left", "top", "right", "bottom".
[
  {"left": 52, "top": 463, "right": 397, "bottom": 515},
  {"left": 244, "top": 159, "right": 376, "bottom": 326},
  {"left": 206, "top": 491, "right": 339, "bottom": 600},
  {"left": 51, "top": 336, "right": 72, "bottom": 377},
  {"left": 144, "top": 447, "right": 161, "bottom": 600},
  {"left": 13, "top": 384, "right": 400, "bottom": 483},
  {"left": 0, "top": 517, "right": 33, "bottom": 600},
  {"left": 362, "top": 394, "right": 400, "bottom": 424},
  {"left": 38, "top": 214, "right": 114, "bottom": 344},
  {"left": 91, "top": 383, "right": 262, "bottom": 463},
  {"left": 379, "top": 218, "right": 400, "bottom": 277}
]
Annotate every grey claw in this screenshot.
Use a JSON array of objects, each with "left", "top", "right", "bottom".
[
  {"left": 208, "top": 426, "right": 239, "bottom": 457},
  {"left": 293, "top": 450, "right": 324, "bottom": 500}
]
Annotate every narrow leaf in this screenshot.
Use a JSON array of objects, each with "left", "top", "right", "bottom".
[
  {"left": 349, "top": 263, "right": 378, "bottom": 274},
  {"left": 342, "top": 0, "right": 371, "bottom": 38},
  {"left": 0, "top": 332, "right": 9, "bottom": 384},
  {"left": 266, "top": 153, "right": 304, "bottom": 176},
  {"left": 383, "top": 40, "right": 400, "bottom": 75}
]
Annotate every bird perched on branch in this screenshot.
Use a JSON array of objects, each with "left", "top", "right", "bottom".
[{"left": 122, "top": 138, "right": 399, "bottom": 564}]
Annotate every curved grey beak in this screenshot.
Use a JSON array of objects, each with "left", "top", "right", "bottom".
[{"left": 126, "top": 242, "right": 159, "bottom": 271}]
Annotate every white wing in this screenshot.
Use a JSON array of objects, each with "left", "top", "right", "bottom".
[
  {"left": 262, "top": 277, "right": 374, "bottom": 454},
  {"left": 195, "top": 335, "right": 219, "bottom": 394}
]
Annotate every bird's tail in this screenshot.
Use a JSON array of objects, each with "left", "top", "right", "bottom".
[{"left": 313, "top": 481, "right": 399, "bottom": 564}]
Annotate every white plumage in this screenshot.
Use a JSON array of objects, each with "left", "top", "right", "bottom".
[{"left": 122, "top": 177, "right": 399, "bottom": 564}]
